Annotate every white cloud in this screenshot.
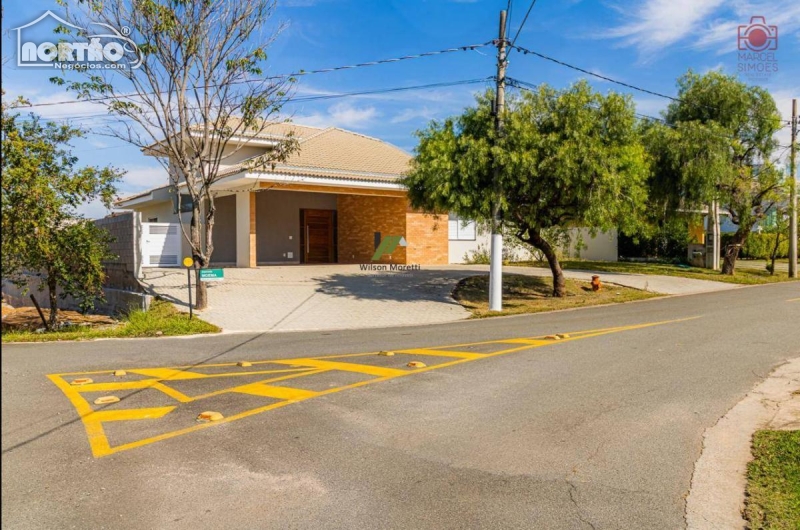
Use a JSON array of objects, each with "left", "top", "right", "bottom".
[
  {"left": 693, "top": 1, "right": 800, "bottom": 55},
  {"left": 295, "top": 102, "right": 378, "bottom": 130},
  {"left": 390, "top": 107, "right": 438, "bottom": 124},
  {"left": 117, "top": 165, "right": 169, "bottom": 193},
  {"left": 606, "top": 0, "right": 800, "bottom": 58},
  {"left": 606, "top": 0, "right": 726, "bottom": 57}
]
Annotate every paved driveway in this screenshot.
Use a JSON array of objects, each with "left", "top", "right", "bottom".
[{"left": 141, "top": 264, "right": 738, "bottom": 332}]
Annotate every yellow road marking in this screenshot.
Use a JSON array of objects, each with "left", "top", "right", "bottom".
[
  {"left": 49, "top": 316, "right": 700, "bottom": 458},
  {"left": 87, "top": 407, "right": 175, "bottom": 422},
  {"left": 270, "top": 359, "right": 407, "bottom": 378},
  {"left": 233, "top": 384, "right": 319, "bottom": 401},
  {"left": 395, "top": 349, "right": 486, "bottom": 360}
]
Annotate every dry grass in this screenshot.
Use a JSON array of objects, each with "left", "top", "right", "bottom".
[{"left": 453, "top": 274, "right": 661, "bottom": 318}]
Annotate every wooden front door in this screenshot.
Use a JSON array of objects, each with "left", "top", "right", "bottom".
[{"left": 301, "top": 209, "right": 335, "bottom": 263}]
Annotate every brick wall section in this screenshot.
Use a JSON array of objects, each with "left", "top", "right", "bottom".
[
  {"left": 336, "top": 195, "right": 448, "bottom": 264},
  {"left": 405, "top": 212, "right": 448, "bottom": 264},
  {"left": 337, "top": 195, "right": 406, "bottom": 263},
  {"left": 94, "top": 212, "right": 141, "bottom": 290}
]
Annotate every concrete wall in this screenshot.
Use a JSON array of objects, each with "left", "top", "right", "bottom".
[
  {"left": 450, "top": 227, "right": 619, "bottom": 263},
  {"left": 2, "top": 276, "right": 152, "bottom": 316},
  {"left": 211, "top": 194, "right": 237, "bottom": 264},
  {"left": 94, "top": 212, "right": 141, "bottom": 290},
  {"left": 564, "top": 229, "right": 618, "bottom": 261},
  {"left": 256, "top": 190, "right": 338, "bottom": 263}
]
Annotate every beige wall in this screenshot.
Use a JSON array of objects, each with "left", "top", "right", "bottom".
[{"left": 256, "top": 190, "right": 338, "bottom": 263}]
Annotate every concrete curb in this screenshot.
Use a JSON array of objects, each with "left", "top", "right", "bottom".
[{"left": 685, "top": 357, "right": 800, "bottom": 529}]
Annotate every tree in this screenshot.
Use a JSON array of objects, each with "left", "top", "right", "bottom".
[
  {"left": 54, "top": 0, "right": 298, "bottom": 309},
  {"left": 404, "top": 82, "right": 649, "bottom": 297},
  {"left": 1, "top": 103, "right": 120, "bottom": 328},
  {"left": 646, "top": 71, "right": 783, "bottom": 275}
]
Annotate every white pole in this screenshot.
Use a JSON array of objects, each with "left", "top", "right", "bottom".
[{"left": 489, "top": 10, "right": 507, "bottom": 312}]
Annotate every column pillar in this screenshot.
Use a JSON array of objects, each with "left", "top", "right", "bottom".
[{"left": 236, "top": 192, "right": 257, "bottom": 267}]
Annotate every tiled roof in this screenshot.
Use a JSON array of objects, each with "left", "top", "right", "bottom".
[
  {"left": 217, "top": 126, "right": 412, "bottom": 181},
  {"left": 189, "top": 119, "right": 322, "bottom": 141}
]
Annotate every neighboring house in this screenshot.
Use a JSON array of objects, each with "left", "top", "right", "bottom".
[{"left": 115, "top": 122, "right": 618, "bottom": 267}]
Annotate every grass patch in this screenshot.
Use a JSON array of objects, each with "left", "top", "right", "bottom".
[
  {"left": 513, "top": 260, "right": 798, "bottom": 285},
  {"left": 1, "top": 300, "right": 219, "bottom": 343},
  {"left": 453, "top": 274, "right": 660, "bottom": 318},
  {"left": 744, "top": 430, "right": 800, "bottom": 529}
]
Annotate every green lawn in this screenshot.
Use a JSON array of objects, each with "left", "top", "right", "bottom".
[
  {"left": 453, "top": 274, "right": 660, "bottom": 318},
  {"left": 513, "top": 260, "right": 798, "bottom": 285},
  {"left": 744, "top": 430, "right": 800, "bottom": 529},
  {"left": 1, "top": 300, "right": 220, "bottom": 343}
]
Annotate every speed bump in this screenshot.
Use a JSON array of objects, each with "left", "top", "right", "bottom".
[
  {"left": 71, "top": 378, "right": 94, "bottom": 385},
  {"left": 94, "top": 396, "right": 120, "bottom": 405},
  {"left": 113, "top": 370, "right": 127, "bottom": 377},
  {"left": 237, "top": 361, "right": 252, "bottom": 367},
  {"left": 378, "top": 351, "right": 395, "bottom": 356},
  {"left": 407, "top": 361, "right": 427, "bottom": 368},
  {"left": 197, "top": 411, "right": 224, "bottom": 422}
]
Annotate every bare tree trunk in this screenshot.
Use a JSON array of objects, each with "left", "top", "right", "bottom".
[
  {"left": 190, "top": 205, "right": 208, "bottom": 310},
  {"left": 721, "top": 228, "right": 748, "bottom": 275},
  {"left": 528, "top": 229, "right": 566, "bottom": 297},
  {"left": 47, "top": 275, "right": 59, "bottom": 329},
  {"left": 769, "top": 231, "right": 782, "bottom": 275}
]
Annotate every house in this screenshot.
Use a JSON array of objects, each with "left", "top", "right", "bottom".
[{"left": 115, "top": 122, "right": 618, "bottom": 267}]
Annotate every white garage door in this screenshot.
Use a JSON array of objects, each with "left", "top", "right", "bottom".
[{"left": 141, "top": 223, "right": 181, "bottom": 267}]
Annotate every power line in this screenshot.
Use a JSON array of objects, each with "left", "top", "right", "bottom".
[
  {"left": 508, "top": 43, "right": 679, "bottom": 101},
  {"left": 19, "top": 42, "right": 494, "bottom": 110},
  {"left": 510, "top": 0, "right": 538, "bottom": 47},
  {"left": 14, "top": 77, "right": 495, "bottom": 126}
]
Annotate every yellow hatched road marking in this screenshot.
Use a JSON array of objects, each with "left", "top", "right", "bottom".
[
  {"left": 48, "top": 316, "right": 700, "bottom": 458},
  {"left": 270, "top": 359, "right": 407, "bottom": 378},
  {"left": 233, "top": 384, "right": 319, "bottom": 401},
  {"left": 395, "top": 349, "right": 486, "bottom": 360},
  {"left": 497, "top": 339, "right": 552, "bottom": 346}
]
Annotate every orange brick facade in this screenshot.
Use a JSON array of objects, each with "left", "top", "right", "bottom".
[{"left": 336, "top": 195, "right": 448, "bottom": 265}]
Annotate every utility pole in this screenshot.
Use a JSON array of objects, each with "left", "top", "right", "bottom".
[
  {"left": 489, "top": 9, "right": 507, "bottom": 312},
  {"left": 789, "top": 98, "right": 798, "bottom": 278}
]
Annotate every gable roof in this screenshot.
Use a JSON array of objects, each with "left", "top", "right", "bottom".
[{"left": 217, "top": 126, "right": 412, "bottom": 182}]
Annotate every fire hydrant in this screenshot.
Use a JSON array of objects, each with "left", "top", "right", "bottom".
[{"left": 591, "top": 275, "right": 602, "bottom": 292}]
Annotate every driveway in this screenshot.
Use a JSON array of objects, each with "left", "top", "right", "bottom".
[{"left": 140, "top": 264, "right": 738, "bottom": 332}]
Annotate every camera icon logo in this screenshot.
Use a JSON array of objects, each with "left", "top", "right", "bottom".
[{"left": 738, "top": 16, "right": 778, "bottom": 52}]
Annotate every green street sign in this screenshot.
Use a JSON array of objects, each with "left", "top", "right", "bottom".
[{"left": 199, "top": 268, "right": 224, "bottom": 282}]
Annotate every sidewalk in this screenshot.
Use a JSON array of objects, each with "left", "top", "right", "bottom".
[
  {"left": 140, "top": 264, "right": 738, "bottom": 332},
  {"left": 686, "top": 358, "right": 800, "bottom": 529}
]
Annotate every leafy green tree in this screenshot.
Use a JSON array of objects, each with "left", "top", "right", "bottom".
[
  {"left": 404, "top": 82, "right": 649, "bottom": 296},
  {"left": 1, "top": 103, "right": 120, "bottom": 328},
  {"left": 53, "top": 0, "right": 298, "bottom": 309},
  {"left": 644, "top": 71, "right": 783, "bottom": 275}
]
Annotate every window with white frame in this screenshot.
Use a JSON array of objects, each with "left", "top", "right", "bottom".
[{"left": 448, "top": 214, "right": 476, "bottom": 241}]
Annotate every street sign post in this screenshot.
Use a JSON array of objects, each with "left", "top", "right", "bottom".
[
  {"left": 183, "top": 257, "right": 194, "bottom": 319},
  {"left": 199, "top": 269, "right": 224, "bottom": 282}
]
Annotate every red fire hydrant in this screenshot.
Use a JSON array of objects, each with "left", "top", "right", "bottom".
[{"left": 591, "top": 275, "right": 602, "bottom": 292}]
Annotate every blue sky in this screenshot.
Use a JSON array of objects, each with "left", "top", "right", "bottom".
[{"left": 2, "top": 0, "right": 798, "bottom": 218}]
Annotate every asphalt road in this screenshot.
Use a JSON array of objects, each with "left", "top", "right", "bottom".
[{"left": 2, "top": 282, "right": 799, "bottom": 529}]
